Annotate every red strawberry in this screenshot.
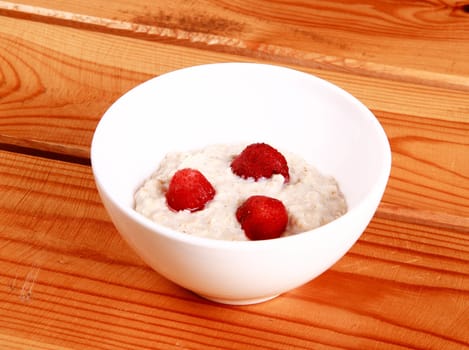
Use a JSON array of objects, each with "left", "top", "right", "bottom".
[
  {"left": 166, "top": 168, "right": 216, "bottom": 212},
  {"left": 231, "top": 143, "right": 290, "bottom": 182},
  {"left": 236, "top": 195, "right": 288, "bottom": 240}
]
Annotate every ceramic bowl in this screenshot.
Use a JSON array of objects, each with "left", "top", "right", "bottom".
[{"left": 91, "top": 63, "right": 391, "bottom": 305}]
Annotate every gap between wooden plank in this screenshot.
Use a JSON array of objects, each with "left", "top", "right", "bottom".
[{"left": 0, "top": 136, "right": 90, "bottom": 166}]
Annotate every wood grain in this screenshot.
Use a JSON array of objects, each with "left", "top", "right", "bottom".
[
  {"left": 1, "top": 0, "right": 468, "bottom": 90},
  {"left": 1, "top": 150, "right": 468, "bottom": 350},
  {"left": 377, "top": 110, "right": 469, "bottom": 222}
]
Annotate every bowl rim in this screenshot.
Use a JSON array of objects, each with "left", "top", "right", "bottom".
[{"left": 91, "top": 62, "right": 392, "bottom": 249}]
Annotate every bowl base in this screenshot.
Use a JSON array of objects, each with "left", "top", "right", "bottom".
[{"left": 197, "top": 293, "right": 280, "bottom": 305}]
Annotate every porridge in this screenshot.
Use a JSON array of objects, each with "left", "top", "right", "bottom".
[{"left": 134, "top": 143, "right": 347, "bottom": 241}]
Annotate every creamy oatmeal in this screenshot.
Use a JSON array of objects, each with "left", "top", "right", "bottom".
[{"left": 134, "top": 144, "right": 347, "bottom": 241}]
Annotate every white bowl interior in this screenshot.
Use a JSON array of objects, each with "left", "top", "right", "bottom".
[{"left": 92, "top": 63, "right": 390, "bottom": 216}]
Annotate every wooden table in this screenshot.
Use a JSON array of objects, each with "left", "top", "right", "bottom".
[{"left": 1, "top": 1, "right": 468, "bottom": 349}]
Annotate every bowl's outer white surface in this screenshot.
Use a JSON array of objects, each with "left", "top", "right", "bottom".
[{"left": 91, "top": 63, "right": 391, "bottom": 304}]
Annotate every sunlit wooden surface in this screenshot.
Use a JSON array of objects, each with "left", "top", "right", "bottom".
[{"left": 1, "top": 1, "right": 468, "bottom": 349}]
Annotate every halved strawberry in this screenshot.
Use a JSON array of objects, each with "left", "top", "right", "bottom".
[
  {"left": 165, "top": 168, "right": 216, "bottom": 212},
  {"left": 231, "top": 143, "right": 290, "bottom": 182},
  {"left": 236, "top": 195, "right": 288, "bottom": 240}
]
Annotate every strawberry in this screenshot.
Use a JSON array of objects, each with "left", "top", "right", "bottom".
[
  {"left": 165, "top": 168, "right": 216, "bottom": 212},
  {"left": 231, "top": 143, "right": 290, "bottom": 182},
  {"left": 236, "top": 195, "right": 288, "bottom": 240}
]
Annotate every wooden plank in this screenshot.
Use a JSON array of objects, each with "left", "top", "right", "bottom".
[
  {"left": 377, "top": 111, "right": 469, "bottom": 224},
  {"left": 0, "top": 334, "right": 72, "bottom": 350},
  {"left": 0, "top": 14, "right": 467, "bottom": 129},
  {"left": 0, "top": 150, "right": 468, "bottom": 350},
  {"left": 1, "top": 0, "right": 468, "bottom": 90},
  {"left": 0, "top": 16, "right": 468, "bottom": 223}
]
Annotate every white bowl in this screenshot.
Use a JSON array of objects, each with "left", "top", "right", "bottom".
[{"left": 91, "top": 63, "right": 391, "bottom": 305}]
